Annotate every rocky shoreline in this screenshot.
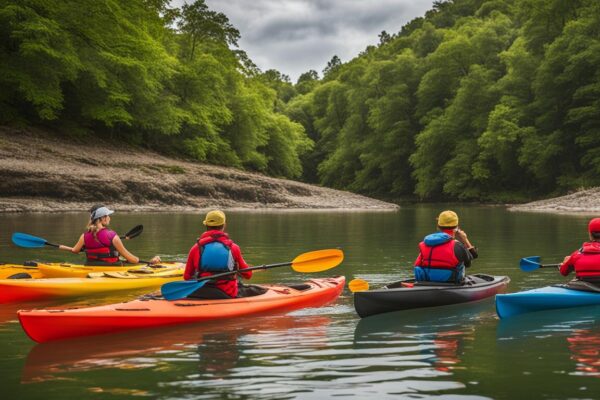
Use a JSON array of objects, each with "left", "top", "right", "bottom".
[
  {"left": 508, "top": 187, "right": 600, "bottom": 215},
  {"left": 0, "top": 127, "right": 398, "bottom": 213}
]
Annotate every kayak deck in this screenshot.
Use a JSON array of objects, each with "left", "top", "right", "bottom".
[
  {"left": 354, "top": 274, "right": 510, "bottom": 318},
  {"left": 18, "top": 276, "right": 345, "bottom": 342},
  {"left": 37, "top": 262, "right": 183, "bottom": 278},
  {"left": 495, "top": 282, "right": 600, "bottom": 319},
  {"left": 0, "top": 263, "right": 45, "bottom": 279},
  {"left": 0, "top": 265, "right": 184, "bottom": 304}
]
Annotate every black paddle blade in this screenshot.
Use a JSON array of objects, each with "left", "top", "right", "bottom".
[{"left": 122, "top": 225, "right": 143, "bottom": 240}]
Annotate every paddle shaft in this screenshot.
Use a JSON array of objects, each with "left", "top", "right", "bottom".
[
  {"left": 539, "top": 263, "right": 561, "bottom": 268},
  {"left": 161, "top": 248, "right": 343, "bottom": 301}
]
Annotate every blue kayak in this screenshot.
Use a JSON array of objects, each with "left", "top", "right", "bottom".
[{"left": 496, "top": 282, "right": 600, "bottom": 318}]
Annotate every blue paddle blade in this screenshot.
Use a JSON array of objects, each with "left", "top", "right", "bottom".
[
  {"left": 519, "top": 256, "right": 541, "bottom": 272},
  {"left": 161, "top": 279, "right": 209, "bottom": 301},
  {"left": 12, "top": 232, "right": 47, "bottom": 248}
]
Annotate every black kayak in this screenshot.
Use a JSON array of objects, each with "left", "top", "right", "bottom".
[{"left": 354, "top": 274, "right": 510, "bottom": 318}]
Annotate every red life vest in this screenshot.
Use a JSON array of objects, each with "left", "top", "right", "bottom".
[
  {"left": 83, "top": 229, "right": 120, "bottom": 264},
  {"left": 573, "top": 242, "right": 600, "bottom": 279},
  {"left": 197, "top": 233, "right": 237, "bottom": 280},
  {"left": 415, "top": 234, "right": 460, "bottom": 270}
]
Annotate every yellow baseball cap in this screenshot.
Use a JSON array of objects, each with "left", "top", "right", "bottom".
[
  {"left": 437, "top": 210, "right": 458, "bottom": 228},
  {"left": 203, "top": 210, "right": 226, "bottom": 227}
]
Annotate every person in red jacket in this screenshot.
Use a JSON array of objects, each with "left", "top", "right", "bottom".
[
  {"left": 560, "top": 218, "right": 600, "bottom": 282},
  {"left": 414, "top": 210, "right": 478, "bottom": 283},
  {"left": 183, "top": 210, "right": 253, "bottom": 299}
]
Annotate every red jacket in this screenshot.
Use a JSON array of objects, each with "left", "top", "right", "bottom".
[
  {"left": 184, "top": 230, "right": 252, "bottom": 297},
  {"left": 560, "top": 241, "right": 600, "bottom": 279}
]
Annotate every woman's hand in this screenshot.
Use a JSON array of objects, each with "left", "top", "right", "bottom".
[{"left": 149, "top": 256, "right": 162, "bottom": 265}]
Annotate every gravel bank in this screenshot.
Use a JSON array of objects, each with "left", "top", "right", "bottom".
[
  {"left": 509, "top": 187, "right": 600, "bottom": 215},
  {"left": 0, "top": 127, "right": 398, "bottom": 213}
]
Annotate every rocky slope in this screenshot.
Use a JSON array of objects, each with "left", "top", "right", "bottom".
[
  {"left": 509, "top": 187, "right": 600, "bottom": 215},
  {"left": 0, "top": 127, "right": 398, "bottom": 213}
]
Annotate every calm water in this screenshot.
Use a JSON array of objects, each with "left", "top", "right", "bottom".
[{"left": 0, "top": 205, "right": 598, "bottom": 399}]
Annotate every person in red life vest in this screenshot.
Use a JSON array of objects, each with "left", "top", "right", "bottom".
[
  {"left": 560, "top": 218, "right": 600, "bottom": 282},
  {"left": 62, "top": 205, "right": 161, "bottom": 266},
  {"left": 414, "top": 210, "right": 478, "bottom": 283},
  {"left": 183, "top": 210, "right": 253, "bottom": 299}
]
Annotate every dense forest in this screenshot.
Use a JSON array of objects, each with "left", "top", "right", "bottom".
[{"left": 1, "top": 0, "right": 599, "bottom": 202}]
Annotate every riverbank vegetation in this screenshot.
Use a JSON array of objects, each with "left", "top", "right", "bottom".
[
  {"left": 284, "top": 0, "right": 600, "bottom": 202},
  {"left": 1, "top": 0, "right": 599, "bottom": 203}
]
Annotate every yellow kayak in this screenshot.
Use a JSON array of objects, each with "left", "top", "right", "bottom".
[
  {"left": 0, "top": 263, "right": 45, "bottom": 279},
  {"left": 0, "top": 264, "right": 184, "bottom": 304},
  {"left": 37, "top": 262, "right": 184, "bottom": 278}
]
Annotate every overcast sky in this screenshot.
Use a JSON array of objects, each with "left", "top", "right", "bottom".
[{"left": 173, "top": 1, "right": 435, "bottom": 82}]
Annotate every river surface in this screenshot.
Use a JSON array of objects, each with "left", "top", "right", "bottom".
[{"left": 0, "top": 205, "right": 598, "bottom": 399}]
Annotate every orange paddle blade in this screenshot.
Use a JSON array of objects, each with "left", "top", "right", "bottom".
[
  {"left": 348, "top": 279, "right": 369, "bottom": 292},
  {"left": 291, "top": 249, "right": 344, "bottom": 273}
]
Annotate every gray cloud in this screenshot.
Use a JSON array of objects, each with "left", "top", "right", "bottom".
[{"left": 174, "top": 0, "right": 435, "bottom": 81}]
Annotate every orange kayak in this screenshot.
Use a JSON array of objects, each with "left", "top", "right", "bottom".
[{"left": 18, "top": 276, "right": 345, "bottom": 343}]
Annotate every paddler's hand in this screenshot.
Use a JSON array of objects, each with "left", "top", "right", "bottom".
[
  {"left": 455, "top": 229, "right": 468, "bottom": 243},
  {"left": 456, "top": 229, "right": 474, "bottom": 249},
  {"left": 149, "top": 256, "right": 162, "bottom": 265}
]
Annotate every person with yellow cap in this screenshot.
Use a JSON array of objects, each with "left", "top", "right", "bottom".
[
  {"left": 183, "top": 210, "right": 253, "bottom": 298},
  {"left": 413, "top": 210, "right": 478, "bottom": 283}
]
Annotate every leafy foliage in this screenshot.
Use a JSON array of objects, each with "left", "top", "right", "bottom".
[
  {"left": 2, "top": 0, "right": 600, "bottom": 200},
  {"left": 0, "top": 0, "right": 310, "bottom": 179},
  {"left": 284, "top": 0, "right": 600, "bottom": 201}
]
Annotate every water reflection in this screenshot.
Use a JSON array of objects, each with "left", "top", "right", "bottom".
[
  {"left": 350, "top": 301, "right": 494, "bottom": 398},
  {"left": 568, "top": 329, "right": 600, "bottom": 378},
  {"left": 495, "top": 305, "right": 600, "bottom": 393},
  {"left": 22, "top": 314, "right": 332, "bottom": 388}
]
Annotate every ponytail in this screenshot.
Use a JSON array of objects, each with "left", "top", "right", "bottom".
[
  {"left": 86, "top": 218, "right": 103, "bottom": 239},
  {"left": 86, "top": 204, "right": 106, "bottom": 239}
]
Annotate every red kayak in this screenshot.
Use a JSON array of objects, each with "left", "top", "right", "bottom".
[{"left": 18, "top": 276, "right": 345, "bottom": 343}]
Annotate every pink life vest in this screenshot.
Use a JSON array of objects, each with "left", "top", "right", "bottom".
[{"left": 83, "top": 228, "right": 120, "bottom": 264}]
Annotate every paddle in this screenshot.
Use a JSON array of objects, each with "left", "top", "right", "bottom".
[
  {"left": 519, "top": 256, "right": 561, "bottom": 272},
  {"left": 348, "top": 278, "right": 370, "bottom": 292},
  {"left": 161, "top": 248, "right": 344, "bottom": 301},
  {"left": 122, "top": 224, "right": 144, "bottom": 240},
  {"left": 11, "top": 225, "right": 144, "bottom": 249}
]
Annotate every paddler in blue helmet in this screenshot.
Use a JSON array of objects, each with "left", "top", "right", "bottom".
[{"left": 413, "top": 210, "right": 478, "bottom": 283}]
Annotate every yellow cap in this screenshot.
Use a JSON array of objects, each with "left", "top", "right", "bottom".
[
  {"left": 437, "top": 210, "right": 458, "bottom": 228},
  {"left": 203, "top": 210, "right": 226, "bottom": 227}
]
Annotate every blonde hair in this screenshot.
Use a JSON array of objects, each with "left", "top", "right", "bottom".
[
  {"left": 86, "top": 216, "right": 107, "bottom": 239},
  {"left": 87, "top": 204, "right": 106, "bottom": 239}
]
